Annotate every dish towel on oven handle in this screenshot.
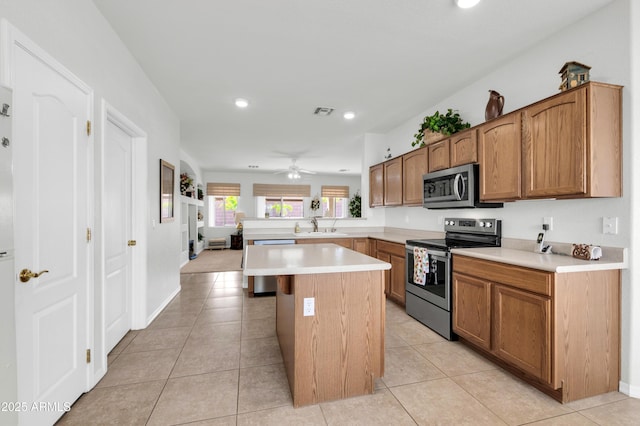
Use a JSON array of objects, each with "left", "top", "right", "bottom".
[{"left": 413, "top": 247, "right": 429, "bottom": 285}]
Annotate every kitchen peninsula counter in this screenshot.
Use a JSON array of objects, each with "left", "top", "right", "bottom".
[{"left": 243, "top": 243, "right": 390, "bottom": 407}]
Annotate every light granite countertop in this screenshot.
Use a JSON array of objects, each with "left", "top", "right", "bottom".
[
  {"left": 243, "top": 228, "right": 441, "bottom": 246},
  {"left": 242, "top": 228, "right": 628, "bottom": 273},
  {"left": 452, "top": 246, "right": 628, "bottom": 273},
  {"left": 243, "top": 243, "right": 391, "bottom": 276}
]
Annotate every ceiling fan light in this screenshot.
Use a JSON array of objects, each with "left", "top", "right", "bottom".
[
  {"left": 234, "top": 98, "right": 249, "bottom": 108},
  {"left": 455, "top": 0, "right": 480, "bottom": 8}
]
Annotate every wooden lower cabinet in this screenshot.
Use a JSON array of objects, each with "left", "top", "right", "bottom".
[
  {"left": 493, "top": 284, "right": 551, "bottom": 384},
  {"left": 453, "top": 255, "right": 620, "bottom": 403},
  {"left": 452, "top": 273, "right": 491, "bottom": 351},
  {"left": 352, "top": 238, "right": 369, "bottom": 255},
  {"left": 296, "top": 237, "right": 353, "bottom": 248},
  {"left": 375, "top": 240, "right": 406, "bottom": 306}
]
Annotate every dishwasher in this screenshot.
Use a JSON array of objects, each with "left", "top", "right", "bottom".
[{"left": 252, "top": 239, "right": 296, "bottom": 295}]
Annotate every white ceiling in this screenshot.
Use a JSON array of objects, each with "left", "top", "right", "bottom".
[{"left": 93, "top": 0, "right": 613, "bottom": 176}]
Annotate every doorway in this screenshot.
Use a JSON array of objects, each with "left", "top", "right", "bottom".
[
  {"left": 4, "top": 21, "right": 93, "bottom": 426},
  {"left": 96, "top": 101, "right": 148, "bottom": 380}
]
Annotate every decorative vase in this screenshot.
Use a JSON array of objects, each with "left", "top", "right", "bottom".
[
  {"left": 485, "top": 90, "right": 504, "bottom": 121},
  {"left": 423, "top": 129, "right": 445, "bottom": 146}
]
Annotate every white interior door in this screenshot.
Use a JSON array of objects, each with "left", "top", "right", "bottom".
[
  {"left": 104, "top": 120, "right": 132, "bottom": 353},
  {"left": 11, "top": 30, "right": 92, "bottom": 425}
]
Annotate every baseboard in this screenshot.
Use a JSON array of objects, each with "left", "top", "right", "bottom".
[
  {"left": 145, "top": 286, "right": 180, "bottom": 327},
  {"left": 619, "top": 381, "right": 640, "bottom": 399}
]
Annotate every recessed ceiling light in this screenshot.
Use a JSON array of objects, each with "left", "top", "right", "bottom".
[
  {"left": 235, "top": 98, "right": 249, "bottom": 108},
  {"left": 455, "top": 0, "right": 480, "bottom": 8},
  {"left": 343, "top": 111, "right": 356, "bottom": 120}
]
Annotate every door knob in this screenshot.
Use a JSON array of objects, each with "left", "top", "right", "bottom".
[{"left": 19, "top": 268, "right": 49, "bottom": 283}]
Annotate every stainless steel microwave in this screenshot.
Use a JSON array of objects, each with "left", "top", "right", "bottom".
[{"left": 422, "top": 164, "right": 503, "bottom": 209}]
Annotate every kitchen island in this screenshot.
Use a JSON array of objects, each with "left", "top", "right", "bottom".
[{"left": 243, "top": 243, "right": 391, "bottom": 407}]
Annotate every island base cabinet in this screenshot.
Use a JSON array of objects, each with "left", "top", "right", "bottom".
[{"left": 276, "top": 271, "right": 385, "bottom": 407}]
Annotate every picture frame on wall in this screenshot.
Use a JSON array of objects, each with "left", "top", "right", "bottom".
[{"left": 160, "top": 159, "right": 175, "bottom": 223}]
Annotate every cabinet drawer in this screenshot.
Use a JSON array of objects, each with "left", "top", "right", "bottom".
[
  {"left": 375, "top": 240, "right": 405, "bottom": 257},
  {"left": 453, "top": 255, "right": 552, "bottom": 296}
]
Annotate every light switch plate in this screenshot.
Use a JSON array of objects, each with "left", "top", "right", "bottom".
[
  {"left": 303, "top": 297, "right": 315, "bottom": 316},
  {"left": 603, "top": 217, "right": 618, "bottom": 234}
]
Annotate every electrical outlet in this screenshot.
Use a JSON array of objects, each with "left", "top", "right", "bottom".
[
  {"left": 543, "top": 217, "right": 553, "bottom": 231},
  {"left": 603, "top": 217, "right": 618, "bottom": 234},
  {"left": 303, "top": 297, "right": 315, "bottom": 316}
]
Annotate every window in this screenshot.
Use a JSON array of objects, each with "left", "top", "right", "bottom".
[
  {"left": 322, "top": 197, "right": 348, "bottom": 218},
  {"left": 265, "top": 197, "right": 304, "bottom": 218},
  {"left": 206, "top": 182, "right": 241, "bottom": 227},
  {"left": 208, "top": 196, "right": 238, "bottom": 226},
  {"left": 321, "top": 185, "right": 349, "bottom": 218}
]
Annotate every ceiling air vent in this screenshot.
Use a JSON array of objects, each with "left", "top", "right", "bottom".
[{"left": 313, "top": 106, "right": 335, "bottom": 116}]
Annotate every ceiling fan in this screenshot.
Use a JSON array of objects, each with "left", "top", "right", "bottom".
[{"left": 275, "top": 159, "right": 316, "bottom": 180}]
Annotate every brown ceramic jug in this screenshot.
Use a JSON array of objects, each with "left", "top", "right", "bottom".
[{"left": 485, "top": 90, "right": 504, "bottom": 121}]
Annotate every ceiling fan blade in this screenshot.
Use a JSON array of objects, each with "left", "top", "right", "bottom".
[{"left": 299, "top": 169, "right": 316, "bottom": 174}]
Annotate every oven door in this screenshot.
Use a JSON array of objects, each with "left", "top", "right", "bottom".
[{"left": 405, "top": 245, "right": 451, "bottom": 311}]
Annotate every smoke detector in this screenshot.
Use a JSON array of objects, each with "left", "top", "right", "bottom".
[{"left": 313, "top": 106, "right": 335, "bottom": 116}]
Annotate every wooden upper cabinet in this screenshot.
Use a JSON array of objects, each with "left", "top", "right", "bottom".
[
  {"left": 428, "top": 139, "right": 450, "bottom": 172},
  {"left": 522, "top": 82, "right": 622, "bottom": 198},
  {"left": 383, "top": 157, "right": 403, "bottom": 206},
  {"left": 450, "top": 129, "right": 478, "bottom": 167},
  {"left": 402, "top": 147, "right": 428, "bottom": 206},
  {"left": 369, "top": 164, "right": 384, "bottom": 207},
  {"left": 478, "top": 112, "right": 522, "bottom": 201},
  {"left": 523, "top": 88, "right": 586, "bottom": 197}
]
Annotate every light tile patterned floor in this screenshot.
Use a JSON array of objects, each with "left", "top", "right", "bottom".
[{"left": 57, "top": 271, "right": 640, "bottom": 425}]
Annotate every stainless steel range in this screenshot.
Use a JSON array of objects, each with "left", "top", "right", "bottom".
[{"left": 405, "top": 218, "right": 501, "bottom": 340}]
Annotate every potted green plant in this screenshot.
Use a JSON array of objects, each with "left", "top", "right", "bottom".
[
  {"left": 411, "top": 109, "right": 471, "bottom": 148},
  {"left": 349, "top": 192, "right": 361, "bottom": 218}
]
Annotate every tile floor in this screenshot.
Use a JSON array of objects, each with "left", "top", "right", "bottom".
[{"left": 57, "top": 271, "right": 640, "bottom": 425}]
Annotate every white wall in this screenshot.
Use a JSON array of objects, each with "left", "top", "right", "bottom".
[
  {"left": 0, "top": 0, "right": 183, "bottom": 393},
  {"left": 626, "top": 0, "right": 640, "bottom": 399},
  {"left": 368, "top": 0, "right": 638, "bottom": 395}
]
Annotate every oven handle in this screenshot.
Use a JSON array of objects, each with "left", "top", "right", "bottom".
[{"left": 405, "top": 245, "right": 448, "bottom": 258}]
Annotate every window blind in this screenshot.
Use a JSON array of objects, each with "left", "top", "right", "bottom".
[
  {"left": 321, "top": 185, "right": 349, "bottom": 198},
  {"left": 207, "top": 182, "right": 241, "bottom": 196},
  {"left": 253, "top": 183, "right": 311, "bottom": 197}
]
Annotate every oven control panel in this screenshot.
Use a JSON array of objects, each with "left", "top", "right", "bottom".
[{"left": 443, "top": 218, "right": 501, "bottom": 235}]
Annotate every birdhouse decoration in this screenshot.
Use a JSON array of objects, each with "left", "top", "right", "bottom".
[{"left": 559, "top": 61, "right": 591, "bottom": 91}]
